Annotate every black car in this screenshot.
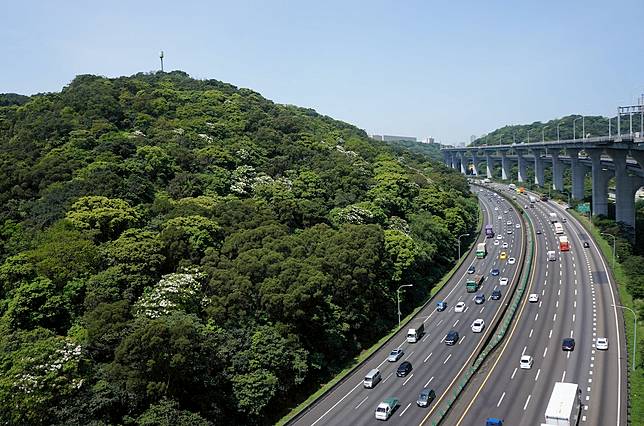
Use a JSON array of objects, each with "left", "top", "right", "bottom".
[
  {"left": 475, "top": 293, "right": 486, "bottom": 304},
  {"left": 436, "top": 301, "right": 447, "bottom": 311},
  {"left": 397, "top": 361, "right": 412, "bottom": 377},
  {"left": 491, "top": 289, "right": 502, "bottom": 300},
  {"left": 416, "top": 388, "right": 436, "bottom": 407},
  {"left": 583, "top": 241, "right": 590, "bottom": 248},
  {"left": 445, "top": 331, "right": 459, "bottom": 345},
  {"left": 491, "top": 268, "right": 500, "bottom": 276},
  {"left": 562, "top": 338, "right": 576, "bottom": 351},
  {"left": 467, "top": 265, "right": 476, "bottom": 274}
]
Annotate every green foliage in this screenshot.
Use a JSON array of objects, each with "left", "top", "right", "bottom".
[{"left": 0, "top": 71, "right": 478, "bottom": 424}]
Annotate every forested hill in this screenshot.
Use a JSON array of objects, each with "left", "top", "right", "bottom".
[
  {"left": 0, "top": 71, "right": 477, "bottom": 425},
  {"left": 470, "top": 114, "right": 642, "bottom": 146}
]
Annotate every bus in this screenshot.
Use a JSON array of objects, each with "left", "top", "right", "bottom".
[
  {"left": 554, "top": 223, "right": 564, "bottom": 234},
  {"left": 485, "top": 224, "right": 494, "bottom": 238},
  {"left": 476, "top": 242, "right": 487, "bottom": 258},
  {"left": 559, "top": 236, "right": 570, "bottom": 251}
]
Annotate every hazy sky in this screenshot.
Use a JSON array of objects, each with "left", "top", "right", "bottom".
[{"left": 2, "top": 0, "right": 643, "bottom": 143}]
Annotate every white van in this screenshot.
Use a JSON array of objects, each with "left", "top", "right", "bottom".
[
  {"left": 364, "top": 369, "right": 382, "bottom": 388},
  {"left": 547, "top": 250, "right": 556, "bottom": 261}
]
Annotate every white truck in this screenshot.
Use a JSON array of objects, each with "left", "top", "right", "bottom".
[
  {"left": 407, "top": 322, "right": 425, "bottom": 343},
  {"left": 541, "top": 382, "right": 581, "bottom": 426},
  {"left": 529, "top": 195, "right": 537, "bottom": 203},
  {"left": 549, "top": 212, "right": 558, "bottom": 223},
  {"left": 375, "top": 397, "right": 399, "bottom": 420}
]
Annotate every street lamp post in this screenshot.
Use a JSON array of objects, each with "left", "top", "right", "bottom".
[
  {"left": 582, "top": 116, "right": 586, "bottom": 139},
  {"left": 397, "top": 284, "right": 413, "bottom": 327},
  {"left": 601, "top": 232, "right": 617, "bottom": 270},
  {"left": 573, "top": 117, "right": 582, "bottom": 140},
  {"left": 561, "top": 191, "right": 571, "bottom": 207},
  {"left": 458, "top": 233, "right": 471, "bottom": 260},
  {"left": 527, "top": 129, "right": 534, "bottom": 144},
  {"left": 557, "top": 121, "right": 562, "bottom": 141},
  {"left": 612, "top": 304, "right": 637, "bottom": 371},
  {"left": 542, "top": 125, "right": 550, "bottom": 142}
]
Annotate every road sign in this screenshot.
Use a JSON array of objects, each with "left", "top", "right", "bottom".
[{"left": 576, "top": 203, "right": 590, "bottom": 213}]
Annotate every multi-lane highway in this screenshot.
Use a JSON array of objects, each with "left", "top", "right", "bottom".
[
  {"left": 291, "top": 190, "right": 527, "bottom": 425},
  {"left": 446, "top": 184, "right": 627, "bottom": 426}
]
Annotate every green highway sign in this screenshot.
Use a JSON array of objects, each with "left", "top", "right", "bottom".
[{"left": 576, "top": 203, "right": 590, "bottom": 213}]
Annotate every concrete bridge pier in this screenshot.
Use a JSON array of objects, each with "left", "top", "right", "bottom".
[
  {"left": 532, "top": 149, "right": 545, "bottom": 186},
  {"left": 500, "top": 151, "right": 511, "bottom": 180},
  {"left": 588, "top": 149, "right": 612, "bottom": 217},
  {"left": 443, "top": 151, "right": 451, "bottom": 168},
  {"left": 567, "top": 148, "right": 586, "bottom": 201},
  {"left": 549, "top": 148, "right": 564, "bottom": 191},
  {"left": 486, "top": 154, "right": 495, "bottom": 179},
  {"left": 459, "top": 152, "right": 467, "bottom": 174},
  {"left": 470, "top": 152, "right": 479, "bottom": 176},
  {"left": 517, "top": 151, "right": 527, "bottom": 183},
  {"left": 607, "top": 149, "right": 644, "bottom": 230}
]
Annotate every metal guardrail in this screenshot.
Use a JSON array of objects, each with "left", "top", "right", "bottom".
[{"left": 427, "top": 188, "right": 536, "bottom": 425}]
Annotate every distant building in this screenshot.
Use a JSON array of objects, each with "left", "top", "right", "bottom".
[{"left": 421, "top": 137, "right": 435, "bottom": 144}]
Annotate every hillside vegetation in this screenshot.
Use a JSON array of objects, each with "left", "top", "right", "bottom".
[{"left": 0, "top": 71, "right": 477, "bottom": 425}]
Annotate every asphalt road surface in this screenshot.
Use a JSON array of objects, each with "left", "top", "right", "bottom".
[{"left": 291, "top": 188, "right": 527, "bottom": 426}]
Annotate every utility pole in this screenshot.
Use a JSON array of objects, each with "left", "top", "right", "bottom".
[
  {"left": 159, "top": 51, "right": 164, "bottom": 72},
  {"left": 397, "top": 284, "right": 413, "bottom": 327}
]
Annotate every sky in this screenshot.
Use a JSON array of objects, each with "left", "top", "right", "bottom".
[{"left": 2, "top": 0, "right": 643, "bottom": 144}]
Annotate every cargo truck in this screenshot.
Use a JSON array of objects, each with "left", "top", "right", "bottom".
[
  {"left": 529, "top": 195, "right": 537, "bottom": 203},
  {"left": 407, "top": 322, "right": 425, "bottom": 343},
  {"left": 549, "top": 212, "right": 558, "bottom": 223},
  {"left": 542, "top": 382, "right": 581, "bottom": 426},
  {"left": 554, "top": 223, "right": 564, "bottom": 234},
  {"left": 559, "top": 236, "right": 570, "bottom": 252},
  {"left": 466, "top": 274, "right": 484, "bottom": 292},
  {"left": 476, "top": 242, "right": 487, "bottom": 259},
  {"left": 375, "top": 397, "right": 399, "bottom": 420}
]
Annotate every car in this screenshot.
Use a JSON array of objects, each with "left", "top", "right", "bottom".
[
  {"left": 596, "top": 337, "right": 609, "bottom": 350},
  {"left": 471, "top": 318, "right": 485, "bottom": 333},
  {"left": 536, "top": 229, "right": 542, "bottom": 235},
  {"left": 436, "top": 301, "right": 447, "bottom": 311},
  {"left": 491, "top": 268, "right": 500, "bottom": 276},
  {"left": 494, "top": 207, "right": 498, "bottom": 211},
  {"left": 474, "top": 293, "right": 485, "bottom": 304},
  {"left": 508, "top": 257, "right": 516, "bottom": 264},
  {"left": 502, "top": 242, "right": 509, "bottom": 248},
  {"left": 491, "top": 289, "right": 502, "bottom": 300},
  {"left": 494, "top": 239, "right": 500, "bottom": 246},
  {"left": 562, "top": 338, "right": 576, "bottom": 351},
  {"left": 455, "top": 301, "right": 466, "bottom": 312},
  {"left": 506, "top": 229, "right": 513, "bottom": 234},
  {"left": 498, "top": 215, "right": 503, "bottom": 220},
  {"left": 561, "top": 218, "right": 567, "bottom": 223},
  {"left": 496, "top": 234, "right": 503, "bottom": 240},
  {"left": 479, "top": 188, "right": 484, "bottom": 192},
  {"left": 396, "top": 361, "right": 412, "bottom": 377},
  {"left": 524, "top": 204, "right": 529, "bottom": 209},
  {"left": 506, "top": 221, "right": 512, "bottom": 226},
  {"left": 520, "top": 355, "right": 534, "bottom": 369},
  {"left": 467, "top": 265, "right": 476, "bottom": 274},
  {"left": 583, "top": 241, "right": 590, "bottom": 248},
  {"left": 528, "top": 293, "right": 539, "bottom": 303},
  {"left": 416, "top": 388, "right": 436, "bottom": 407},
  {"left": 515, "top": 223, "right": 521, "bottom": 228},
  {"left": 445, "top": 331, "right": 459, "bottom": 345},
  {"left": 387, "top": 348, "right": 404, "bottom": 362},
  {"left": 499, "top": 251, "right": 507, "bottom": 260},
  {"left": 512, "top": 195, "right": 517, "bottom": 199},
  {"left": 504, "top": 210, "right": 509, "bottom": 214},
  {"left": 499, "top": 277, "right": 509, "bottom": 286}
]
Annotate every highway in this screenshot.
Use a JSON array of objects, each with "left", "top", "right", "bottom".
[
  {"left": 291, "top": 190, "right": 527, "bottom": 425},
  {"left": 445, "top": 184, "right": 627, "bottom": 426}
]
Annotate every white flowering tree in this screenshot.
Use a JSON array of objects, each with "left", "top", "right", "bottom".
[
  {"left": 134, "top": 272, "right": 204, "bottom": 319},
  {"left": 328, "top": 201, "right": 387, "bottom": 226}
]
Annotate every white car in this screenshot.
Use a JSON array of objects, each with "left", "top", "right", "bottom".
[
  {"left": 387, "top": 348, "right": 404, "bottom": 362},
  {"left": 502, "top": 242, "right": 509, "bottom": 248},
  {"left": 498, "top": 215, "right": 502, "bottom": 220},
  {"left": 499, "top": 277, "right": 509, "bottom": 286},
  {"left": 506, "top": 229, "right": 513, "bottom": 234},
  {"left": 496, "top": 235, "right": 503, "bottom": 240},
  {"left": 506, "top": 221, "right": 512, "bottom": 226},
  {"left": 520, "top": 355, "right": 534, "bottom": 369},
  {"left": 515, "top": 223, "right": 520, "bottom": 229},
  {"left": 455, "top": 301, "right": 466, "bottom": 313},
  {"left": 528, "top": 293, "right": 539, "bottom": 303},
  {"left": 596, "top": 337, "right": 609, "bottom": 350},
  {"left": 471, "top": 319, "right": 485, "bottom": 333},
  {"left": 494, "top": 240, "right": 500, "bottom": 246},
  {"left": 495, "top": 207, "right": 499, "bottom": 211},
  {"left": 508, "top": 257, "right": 516, "bottom": 264},
  {"left": 504, "top": 210, "right": 509, "bottom": 214}
]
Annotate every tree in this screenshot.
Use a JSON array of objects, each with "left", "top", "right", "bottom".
[
  {"left": 136, "top": 399, "right": 212, "bottom": 426},
  {"left": 2, "top": 277, "right": 69, "bottom": 333},
  {"left": 66, "top": 196, "right": 141, "bottom": 241}
]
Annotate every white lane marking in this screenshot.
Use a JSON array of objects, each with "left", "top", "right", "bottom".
[
  {"left": 542, "top": 289, "right": 545, "bottom": 296},
  {"left": 573, "top": 314, "right": 576, "bottom": 322},
  {"left": 522, "top": 346, "right": 527, "bottom": 356},
  {"left": 549, "top": 329, "right": 552, "bottom": 339},
  {"left": 424, "top": 376, "right": 434, "bottom": 387},
  {"left": 444, "top": 354, "right": 452, "bottom": 364},
  {"left": 562, "top": 370, "right": 566, "bottom": 381},
  {"left": 567, "top": 351, "right": 571, "bottom": 359},
  {"left": 535, "top": 313, "right": 539, "bottom": 321},
  {"left": 383, "top": 373, "right": 393, "bottom": 383},
  {"left": 480, "top": 307, "right": 485, "bottom": 313},
  {"left": 556, "top": 300, "right": 559, "bottom": 308},
  {"left": 497, "top": 392, "right": 506, "bottom": 407},
  {"left": 539, "top": 301, "right": 542, "bottom": 308},
  {"left": 403, "top": 373, "right": 414, "bottom": 386},
  {"left": 571, "top": 330, "right": 574, "bottom": 338},
  {"left": 310, "top": 378, "right": 365, "bottom": 425},
  {"left": 553, "top": 313, "right": 557, "bottom": 322},
  {"left": 535, "top": 369, "right": 541, "bottom": 381},
  {"left": 543, "top": 347, "right": 548, "bottom": 358},
  {"left": 523, "top": 394, "right": 531, "bottom": 411},
  {"left": 529, "top": 329, "right": 533, "bottom": 338},
  {"left": 422, "top": 334, "right": 430, "bottom": 342},
  {"left": 437, "top": 320, "right": 443, "bottom": 327},
  {"left": 453, "top": 320, "right": 459, "bottom": 327},
  {"left": 459, "top": 336, "right": 466, "bottom": 345},
  {"left": 574, "top": 301, "right": 577, "bottom": 309},
  {"left": 355, "top": 396, "right": 368, "bottom": 410},
  {"left": 404, "top": 351, "right": 414, "bottom": 361},
  {"left": 424, "top": 352, "right": 433, "bottom": 363},
  {"left": 399, "top": 402, "right": 412, "bottom": 417},
  {"left": 511, "top": 367, "right": 518, "bottom": 379}
]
